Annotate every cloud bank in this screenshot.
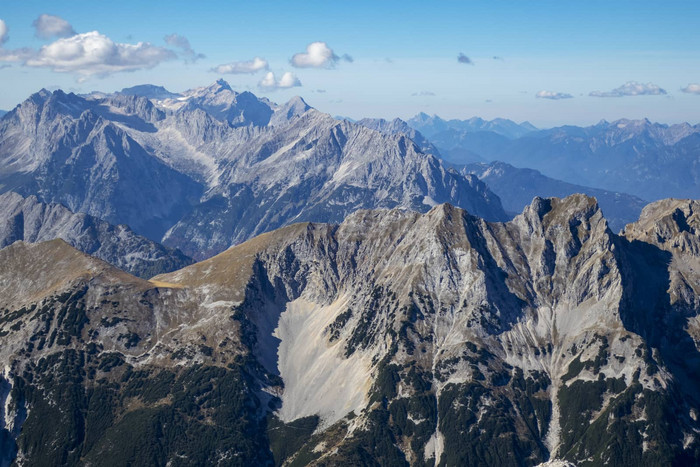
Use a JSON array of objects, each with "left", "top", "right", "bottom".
[
  {"left": 590, "top": 81, "right": 666, "bottom": 97},
  {"left": 212, "top": 57, "right": 268, "bottom": 74},
  {"left": 258, "top": 71, "right": 301, "bottom": 90},
  {"left": 33, "top": 14, "right": 76, "bottom": 39},
  {"left": 536, "top": 90, "right": 573, "bottom": 100}
]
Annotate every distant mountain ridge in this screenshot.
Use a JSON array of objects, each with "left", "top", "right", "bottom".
[
  {"left": 355, "top": 117, "right": 440, "bottom": 156},
  {"left": 407, "top": 112, "right": 537, "bottom": 139},
  {"left": 461, "top": 161, "right": 648, "bottom": 232},
  {"left": 408, "top": 115, "right": 700, "bottom": 201},
  {"left": 0, "top": 191, "right": 193, "bottom": 277}
]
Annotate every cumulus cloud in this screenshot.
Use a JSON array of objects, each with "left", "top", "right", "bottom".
[
  {"left": 536, "top": 90, "right": 573, "bottom": 100},
  {"left": 412, "top": 91, "right": 436, "bottom": 97},
  {"left": 681, "top": 84, "right": 700, "bottom": 95},
  {"left": 291, "top": 42, "right": 344, "bottom": 68},
  {"left": 25, "top": 31, "right": 177, "bottom": 78},
  {"left": 33, "top": 14, "right": 76, "bottom": 39},
  {"left": 164, "top": 33, "right": 204, "bottom": 62},
  {"left": 212, "top": 57, "right": 268, "bottom": 74},
  {"left": 457, "top": 53, "right": 473, "bottom": 65},
  {"left": 589, "top": 81, "right": 666, "bottom": 97},
  {"left": 258, "top": 71, "right": 301, "bottom": 90}
]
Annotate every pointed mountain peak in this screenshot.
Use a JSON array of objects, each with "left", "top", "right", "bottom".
[
  {"left": 520, "top": 121, "right": 538, "bottom": 131},
  {"left": 281, "top": 95, "right": 312, "bottom": 115},
  {"left": 211, "top": 78, "right": 233, "bottom": 92},
  {"left": 411, "top": 112, "right": 434, "bottom": 122},
  {"left": 34, "top": 88, "right": 52, "bottom": 100},
  {"left": 269, "top": 95, "right": 312, "bottom": 125}
]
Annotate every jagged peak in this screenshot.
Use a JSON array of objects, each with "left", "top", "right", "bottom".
[
  {"left": 30, "top": 88, "right": 52, "bottom": 102},
  {"left": 622, "top": 198, "right": 700, "bottom": 253},
  {"left": 209, "top": 78, "right": 233, "bottom": 92},
  {"left": 285, "top": 95, "right": 309, "bottom": 107},
  {"left": 274, "top": 95, "right": 312, "bottom": 119},
  {"left": 183, "top": 79, "right": 235, "bottom": 99},
  {"left": 518, "top": 194, "right": 604, "bottom": 231}
]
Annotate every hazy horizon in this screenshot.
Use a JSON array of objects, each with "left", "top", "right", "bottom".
[{"left": 1, "top": 1, "right": 699, "bottom": 127}]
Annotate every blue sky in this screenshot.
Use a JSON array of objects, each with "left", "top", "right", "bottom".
[{"left": 1, "top": 0, "right": 699, "bottom": 126}]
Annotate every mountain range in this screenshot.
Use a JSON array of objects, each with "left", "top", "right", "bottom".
[
  {"left": 407, "top": 115, "right": 700, "bottom": 201},
  {"left": 2, "top": 195, "right": 700, "bottom": 465},
  {"left": 1, "top": 81, "right": 700, "bottom": 466},
  {"left": 0, "top": 81, "right": 506, "bottom": 260}
]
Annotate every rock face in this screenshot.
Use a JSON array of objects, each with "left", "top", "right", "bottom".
[
  {"left": 0, "top": 239, "right": 274, "bottom": 466},
  {"left": 462, "top": 161, "right": 648, "bottom": 232},
  {"left": 0, "top": 82, "right": 507, "bottom": 259},
  {"left": 0, "top": 192, "right": 193, "bottom": 277},
  {"left": 2, "top": 194, "right": 700, "bottom": 466},
  {"left": 160, "top": 109, "right": 506, "bottom": 259},
  {"left": 0, "top": 89, "right": 203, "bottom": 240}
]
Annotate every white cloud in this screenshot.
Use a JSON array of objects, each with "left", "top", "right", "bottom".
[
  {"left": 32, "top": 14, "right": 76, "bottom": 39},
  {"left": 258, "top": 71, "right": 301, "bottom": 90},
  {"left": 0, "top": 19, "right": 8, "bottom": 45},
  {"left": 164, "top": 33, "right": 204, "bottom": 62},
  {"left": 589, "top": 81, "right": 666, "bottom": 97},
  {"left": 681, "top": 84, "right": 700, "bottom": 95},
  {"left": 536, "top": 90, "right": 573, "bottom": 100},
  {"left": 25, "top": 31, "right": 177, "bottom": 78},
  {"left": 291, "top": 42, "right": 339, "bottom": 68},
  {"left": 212, "top": 57, "right": 268, "bottom": 74}
]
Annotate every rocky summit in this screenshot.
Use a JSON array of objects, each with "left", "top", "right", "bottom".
[{"left": 1, "top": 194, "right": 700, "bottom": 466}]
